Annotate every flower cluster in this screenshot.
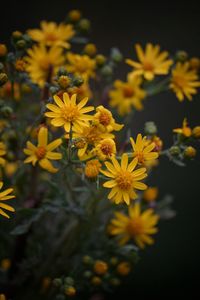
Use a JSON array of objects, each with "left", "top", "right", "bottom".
[{"left": 0, "top": 8, "right": 199, "bottom": 300}]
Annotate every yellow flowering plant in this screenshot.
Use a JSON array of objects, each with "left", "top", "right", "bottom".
[{"left": 0, "top": 9, "right": 200, "bottom": 300}]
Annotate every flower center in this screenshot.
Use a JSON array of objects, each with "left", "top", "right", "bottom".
[
  {"left": 100, "top": 143, "right": 114, "bottom": 156},
  {"left": 173, "top": 75, "right": 187, "bottom": 89},
  {"left": 126, "top": 218, "right": 144, "bottom": 236},
  {"left": 98, "top": 112, "right": 112, "bottom": 126},
  {"left": 45, "top": 32, "right": 58, "bottom": 42},
  {"left": 123, "top": 86, "right": 134, "bottom": 98},
  {"left": 143, "top": 61, "right": 154, "bottom": 71},
  {"left": 84, "top": 127, "right": 101, "bottom": 144},
  {"left": 116, "top": 171, "right": 134, "bottom": 190},
  {"left": 39, "top": 58, "right": 51, "bottom": 71},
  {"left": 61, "top": 105, "right": 80, "bottom": 122},
  {"left": 35, "top": 146, "right": 46, "bottom": 159},
  {"left": 182, "top": 127, "right": 192, "bottom": 137}
]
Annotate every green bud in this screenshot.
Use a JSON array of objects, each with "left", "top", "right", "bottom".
[
  {"left": 110, "top": 257, "right": 118, "bottom": 266},
  {"left": 49, "top": 86, "right": 59, "bottom": 95},
  {"left": 110, "top": 48, "right": 123, "bottom": 63},
  {"left": 12, "top": 31, "right": 23, "bottom": 41},
  {"left": 82, "top": 255, "right": 93, "bottom": 265},
  {"left": 57, "top": 67, "right": 68, "bottom": 76},
  {"left": 16, "top": 40, "right": 26, "bottom": 50},
  {"left": 0, "top": 63, "right": 4, "bottom": 72},
  {"left": 53, "top": 278, "right": 63, "bottom": 287},
  {"left": 169, "top": 146, "right": 181, "bottom": 156},
  {"left": 175, "top": 50, "right": 188, "bottom": 62},
  {"left": 110, "top": 278, "right": 121, "bottom": 286},
  {"left": 1, "top": 106, "right": 13, "bottom": 117},
  {"left": 101, "top": 65, "right": 113, "bottom": 77},
  {"left": 73, "top": 76, "right": 84, "bottom": 87},
  {"left": 7, "top": 151, "right": 15, "bottom": 160},
  {"left": 0, "top": 73, "right": 8, "bottom": 86},
  {"left": 83, "top": 270, "right": 92, "bottom": 278},
  {"left": 78, "top": 19, "right": 91, "bottom": 32},
  {"left": 144, "top": 121, "right": 157, "bottom": 136},
  {"left": 64, "top": 277, "right": 74, "bottom": 286}
]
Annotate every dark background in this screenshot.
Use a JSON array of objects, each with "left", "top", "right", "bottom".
[{"left": 1, "top": 0, "right": 200, "bottom": 298}]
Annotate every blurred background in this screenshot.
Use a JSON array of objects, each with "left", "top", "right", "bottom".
[{"left": 1, "top": 0, "right": 200, "bottom": 298}]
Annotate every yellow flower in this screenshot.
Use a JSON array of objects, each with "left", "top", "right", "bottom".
[
  {"left": 192, "top": 126, "right": 200, "bottom": 138},
  {"left": 66, "top": 52, "right": 96, "bottom": 81},
  {"left": 27, "top": 21, "right": 75, "bottom": 48},
  {"left": 91, "top": 276, "right": 102, "bottom": 286},
  {"left": 94, "top": 260, "right": 108, "bottom": 275},
  {"left": 24, "top": 127, "right": 62, "bottom": 173},
  {"left": 126, "top": 43, "right": 173, "bottom": 81},
  {"left": 130, "top": 134, "right": 158, "bottom": 164},
  {"left": 143, "top": 187, "right": 158, "bottom": 202},
  {"left": 93, "top": 105, "right": 123, "bottom": 132},
  {"left": 0, "top": 181, "right": 15, "bottom": 219},
  {"left": 0, "top": 142, "right": 6, "bottom": 166},
  {"left": 94, "top": 138, "right": 116, "bottom": 161},
  {"left": 25, "top": 44, "right": 65, "bottom": 87},
  {"left": 73, "top": 125, "right": 114, "bottom": 159},
  {"left": 184, "top": 146, "right": 196, "bottom": 158},
  {"left": 0, "top": 258, "right": 11, "bottom": 271},
  {"left": 109, "top": 74, "right": 146, "bottom": 115},
  {"left": 170, "top": 62, "right": 200, "bottom": 101},
  {"left": 109, "top": 203, "right": 159, "bottom": 248},
  {"left": 101, "top": 154, "right": 147, "bottom": 205},
  {"left": 116, "top": 262, "right": 131, "bottom": 276},
  {"left": 85, "top": 159, "right": 102, "bottom": 178},
  {"left": 0, "top": 295, "right": 6, "bottom": 300},
  {"left": 65, "top": 286, "right": 76, "bottom": 297},
  {"left": 173, "top": 118, "right": 192, "bottom": 137},
  {"left": 45, "top": 93, "right": 94, "bottom": 133}
]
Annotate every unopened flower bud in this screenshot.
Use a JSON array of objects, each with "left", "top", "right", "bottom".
[
  {"left": 169, "top": 146, "right": 180, "bottom": 156},
  {"left": 84, "top": 43, "right": 97, "bottom": 57},
  {"left": 110, "top": 48, "right": 123, "bottom": 63},
  {"left": 64, "top": 277, "right": 74, "bottom": 286},
  {"left": 53, "top": 278, "right": 62, "bottom": 287},
  {"left": 68, "top": 10, "right": 82, "bottom": 22},
  {"left": 65, "top": 286, "right": 76, "bottom": 297},
  {"left": 175, "top": 50, "right": 188, "bottom": 62},
  {"left": 0, "top": 73, "right": 8, "bottom": 86},
  {"left": 16, "top": 40, "right": 26, "bottom": 50},
  {"left": 96, "top": 54, "right": 106, "bottom": 66},
  {"left": 73, "top": 76, "right": 84, "bottom": 87},
  {"left": 101, "top": 65, "right": 113, "bottom": 77},
  {"left": 144, "top": 121, "right": 157, "bottom": 135},
  {"left": 12, "top": 31, "right": 23, "bottom": 41},
  {"left": 110, "top": 278, "right": 121, "bottom": 286},
  {"left": 1, "top": 106, "right": 13, "bottom": 117},
  {"left": 58, "top": 75, "right": 71, "bottom": 89},
  {"left": 0, "top": 44, "right": 7, "bottom": 57},
  {"left": 78, "top": 19, "right": 91, "bottom": 32},
  {"left": 184, "top": 146, "right": 196, "bottom": 158},
  {"left": 192, "top": 126, "right": 200, "bottom": 139}
]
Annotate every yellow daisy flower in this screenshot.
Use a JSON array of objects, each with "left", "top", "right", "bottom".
[
  {"left": 66, "top": 52, "right": 96, "bottom": 81},
  {"left": 27, "top": 21, "right": 75, "bottom": 48},
  {"left": 101, "top": 153, "right": 147, "bottom": 205},
  {"left": 24, "top": 126, "right": 62, "bottom": 173},
  {"left": 0, "top": 142, "right": 6, "bottom": 166},
  {"left": 45, "top": 93, "right": 94, "bottom": 133},
  {"left": 173, "top": 118, "right": 192, "bottom": 137},
  {"left": 109, "top": 74, "right": 146, "bottom": 115},
  {"left": 85, "top": 159, "right": 102, "bottom": 178},
  {"left": 94, "top": 138, "right": 116, "bottom": 161},
  {"left": 25, "top": 44, "right": 65, "bottom": 87},
  {"left": 130, "top": 134, "right": 158, "bottom": 164},
  {"left": 93, "top": 106, "right": 124, "bottom": 132},
  {"left": 73, "top": 125, "right": 114, "bottom": 159},
  {"left": 170, "top": 62, "right": 200, "bottom": 101},
  {"left": 0, "top": 181, "right": 15, "bottom": 219},
  {"left": 109, "top": 203, "right": 159, "bottom": 248},
  {"left": 126, "top": 43, "right": 173, "bottom": 81}
]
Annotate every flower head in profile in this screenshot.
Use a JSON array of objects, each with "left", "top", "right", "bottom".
[
  {"left": 73, "top": 125, "right": 114, "bottom": 159},
  {"left": 101, "top": 153, "right": 147, "bottom": 205},
  {"left": 173, "top": 118, "right": 192, "bottom": 137},
  {"left": 109, "top": 203, "right": 159, "bottom": 248},
  {"left": 130, "top": 134, "right": 158, "bottom": 164},
  {"left": 0, "top": 181, "right": 15, "bottom": 219},
  {"left": 109, "top": 74, "right": 146, "bottom": 115},
  {"left": 0, "top": 142, "right": 6, "bottom": 166},
  {"left": 93, "top": 106, "right": 124, "bottom": 132},
  {"left": 170, "top": 62, "right": 200, "bottom": 101},
  {"left": 24, "top": 126, "right": 62, "bottom": 173},
  {"left": 25, "top": 44, "right": 65, "bottom": 87},
  {"left": 66, "top": 53, "right": 96, "bottom": 81},
  {"left": 45, "top": 93, "right": 94, "bottom": 133},
  {"left": 27, "top": 21, "right": 75, "bottom": 48},
  {"left": 126, "top": 43, "right": 173, "bottom": 81}
]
